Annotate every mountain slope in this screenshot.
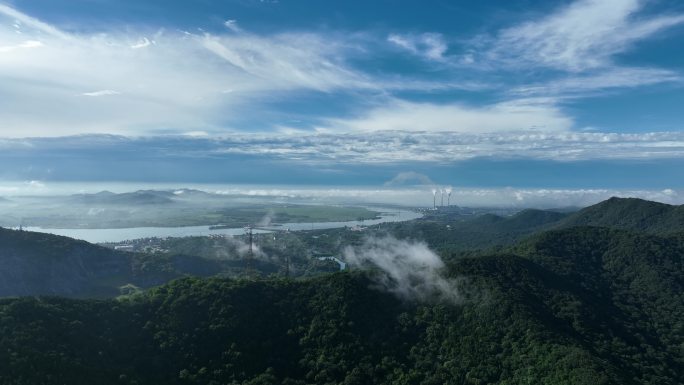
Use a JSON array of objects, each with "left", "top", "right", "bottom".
[
  {"left": 386, "top": 208, "right": 570, "bottom": 253},
  {"left": 559, "top": 197, "right": 684, "bottom": 234},
  {"left": 508, "top": 227, "right": 684, "bottom": 383},
  {"left": 0, "top": 227, "right": 222, "bottom": 297},
  {"left": 1, "top": 226, "right": 682, "bottom": 384},
  {"left": 389, "top": 197, "right": 684, "bottom": 253},
  {"left": 0, "top": 227, "right": 134, "bottom": 297}
]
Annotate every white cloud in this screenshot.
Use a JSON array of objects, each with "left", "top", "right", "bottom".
[
  {"left": 82, "top": 90, "right": 121, "bottom": 97},
  {"left": 344, "top": 236, "right": 461, "bottom": 303},
  {"left": 224, "top": 19, "right": 242, "bottom": 33},
  {"left": 0, "top": 8, "right": 244, "bottom": 135},
  {"left": 512, "top": 67, "right": 682, "bottom": 97},
  {"left": 7, "top": 129, "right": 684, "bottom": 166},
  {"left": 450, "top": 0, "right": 684, "bottom": 109},
  {"left": 388, "top": 32, "right": 447, "bottom": 61},
  {"left": 0, "top": 3, "right": 70, "bottom": 39},
  {"left": 182, "top": 131, "right": 209, "bottom": 137},
  {"left": 0, "top": 39, "right": 43, "bottom": 52},
  {"left": 0, "top": 4, "right": 475, "bottom": 137},
  {"left": 489, "top": 0, "right": 684, "bottom": 72},
  {"left": 130, "top": 37, "right": 152, "bottom": 49},
  {"left": 26, "top": 180, "right": 45, "bottom": 188},
  {"left": 0, "top": 5, "right": 392, "bottom": 136},
  {"left": 321, "top": 99, "right": 573, "bottom": 133},
  {"left": 206, "top": 130, "right": 684, "bottom": 163},
  {"left": 0, "top": 1, "right": 682, "bottom": 142},
  {"left": 200, "top": 32, "right": 375, "bottom": 92}
]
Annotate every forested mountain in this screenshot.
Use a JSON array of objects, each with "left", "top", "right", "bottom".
[
  {"left": 558, "top": 197, "right": 684, "bottom": 234},
  {"left": 384, "top": 208, "right": 570, "bottom": 253},
  {"left": 387, "top": 197, "right": 684, "bottom": 254},
  {"left": 0, "top": 227, "right": 222, "bottom": 297},
  {"left": 1, "top": 225, "right": 682, "bottom": 384}
]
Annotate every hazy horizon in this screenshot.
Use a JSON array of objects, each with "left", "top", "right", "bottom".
[{"left": 1, "top": 181, "right": 682, "bottom": 209}]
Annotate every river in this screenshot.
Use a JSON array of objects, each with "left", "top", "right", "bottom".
[{"left": 23, "top": 207, "right": 422, "bottom": 243}]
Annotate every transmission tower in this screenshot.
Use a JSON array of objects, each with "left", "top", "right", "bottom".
[{"left": 245, "top": 225, "right": 254, "bottom": 275}]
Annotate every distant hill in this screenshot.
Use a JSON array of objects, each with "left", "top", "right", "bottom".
[
  {"left": 0, "top": 227, "right": 222, "bottom": 297},
  {"left": 386, "top": 208, "right": 571, "bottom": 253},
  {"left": 559, "top": 197, "right": 684, "bottom": 234},
  {"left": 456, "top": 197, "right": 684, "bottom": 237},
  {"left": 68, "top": 190, "right": 175, "bottom": 205},
  {"left": 485, "top": 208, "right": 568, "bottom": 231}
]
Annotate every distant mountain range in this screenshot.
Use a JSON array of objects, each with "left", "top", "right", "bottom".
[{"left": 65, "top": 188, "right": 222, "bottom": 205}]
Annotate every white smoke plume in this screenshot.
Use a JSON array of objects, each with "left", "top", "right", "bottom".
[
  {"left": 204, "top": 235, "right": 268, "bottom": 261},
  {"left": 343, "top": 235, "right": 461, "bottom": 303},
  {"left": 235, "top": 237, "right": 267, "bottom": 259},
  {"left": 256, "top": 209, "right": 275, "bottom": 227}
]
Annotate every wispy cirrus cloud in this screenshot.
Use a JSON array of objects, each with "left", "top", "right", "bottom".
[
  {"left": 388, "top": 32, "right": 448, "bottom": 61},
  {"left": 486, "top": 0, "right": 684, "bottom": 72},
  {"left": 0, "top": 3, "right": 481, "bottom": 137},
  {"left": 0, "top": 3, "right": 69, "bottom": 39},
  {"left": 454, "top": 0, "right": 684, "bottom": 102},
  {"left": 0, "top": 4, "right": 463, "bottom": 137},
  {"left": 511, "top": 67, "right": 682, "bottom": 97},
  {"left": 200, "top": 32, "right": 375, "bottom": 92}
]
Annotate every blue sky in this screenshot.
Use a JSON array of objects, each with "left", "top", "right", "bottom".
[{"left": 1, "top": 0, "right": 684, "bottom": 194}]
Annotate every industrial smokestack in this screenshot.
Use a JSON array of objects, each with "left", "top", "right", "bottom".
[
  {"left": 440, "top": 189, "right": 444, "bottom": 207},
  {"left": 431, "top": 188, "right": 437, "bottom": 209},
  {"left": 445, "top": 186, "right": 452, "bottom": 206}
]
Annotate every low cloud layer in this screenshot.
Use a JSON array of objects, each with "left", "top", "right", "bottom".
[
  {"left": 320, "top": 99, "right": 573, "bottom": 134},
  {"left": 3, "top": 132, "right": 684, "bottom": 166},
  {"left": 219, "top": 131, "right": 684, "bottom": 162},
  {"left": 344, "top": 236, "right": 461, "bottom": 303}
]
